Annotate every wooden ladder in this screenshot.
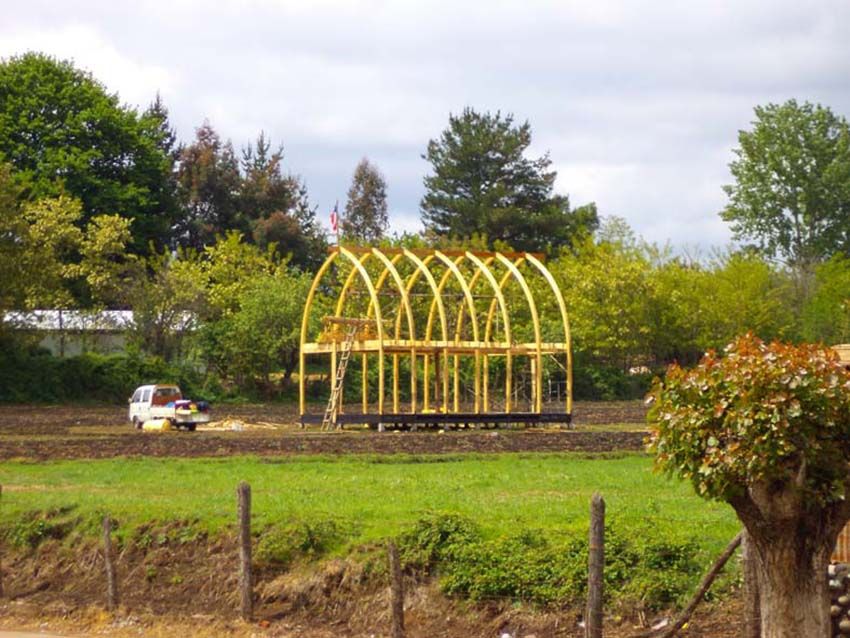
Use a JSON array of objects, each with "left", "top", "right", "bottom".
[{"left": 321, "top": 324, "right": 358, "bottom": 430}]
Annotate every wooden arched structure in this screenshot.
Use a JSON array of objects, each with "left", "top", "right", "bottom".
[{"left": 299, "top": 247, "right": 572, "bottom": 428}]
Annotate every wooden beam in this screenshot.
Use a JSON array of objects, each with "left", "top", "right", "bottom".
[{"left": 328, "top": 245, "right": 546, "bottom": 262}]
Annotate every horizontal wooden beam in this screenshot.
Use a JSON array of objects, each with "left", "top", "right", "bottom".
[
  {"left": 327, "top": 245, "right": 546, "bottom": 262},
  {"left": 303, "top": 339, "right": 568, "bottom": 356}
]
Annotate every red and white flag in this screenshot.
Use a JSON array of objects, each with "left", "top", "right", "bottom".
[{"left": 330, "top": 202, "right": 339, "bottom": 233}]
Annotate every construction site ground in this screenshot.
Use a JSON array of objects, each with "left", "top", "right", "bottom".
[{"left": 0, "top": 401, "right": 648, "bottom": 461}]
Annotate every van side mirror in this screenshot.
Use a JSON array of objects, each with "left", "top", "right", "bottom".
[{"left": 128, "top": 397, "right": 133, "bottom": 404}]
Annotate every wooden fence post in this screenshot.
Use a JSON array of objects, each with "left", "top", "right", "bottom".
[
  {"left": 237, "top": 481, "right": 253, "bottom": 621},
  {"left": 103, "top": 515, "right": 118, "bottom": 611},
  {"left": 586, "top": 493, "right": 605, "bottom": 638},
  {"left": 388, "top": 541, "right": 405, "bottom": 638}
]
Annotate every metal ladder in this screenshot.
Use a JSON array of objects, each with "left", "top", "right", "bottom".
[{"left": 321, "top": 325, "right": 358, "bottom": 430}]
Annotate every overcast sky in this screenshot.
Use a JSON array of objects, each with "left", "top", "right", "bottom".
[{"left": 2, "top": 0, "right": 849, "bottom": 248}]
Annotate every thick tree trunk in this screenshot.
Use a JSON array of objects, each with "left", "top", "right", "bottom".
[{"left": 752, "top": 537, "right": 831, "bottom": 638}]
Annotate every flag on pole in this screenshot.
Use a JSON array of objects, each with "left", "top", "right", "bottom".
[{"left": 330, "top": 202, "right": 339, "bottom": 233}]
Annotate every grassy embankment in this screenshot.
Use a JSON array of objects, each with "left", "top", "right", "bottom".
[{"left": 0, "top": 452, "right": 740, "bottom": 608}]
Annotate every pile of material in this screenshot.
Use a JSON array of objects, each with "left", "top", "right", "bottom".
[{"left": 830, "top": 563, "right": 850, "bottom": 635}]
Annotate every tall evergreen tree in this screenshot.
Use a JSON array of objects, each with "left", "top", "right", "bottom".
[
  {"left": 140, "top": 92, "right": 182, "bottom": 248},
  {"left": 0, "top": 53, "right": 178, "bottom": 253},
  {"left": 342, "top": 158, "right": 388, "bottom": 243},
  {"left": 240, "top": 132, "right": 326, "bottom": 272},
  {"left": 174, "top": 122, "right": 242, "bottom": 249},
  {"left": 421, "top": 108, "right": 598, "bottom": 252}
]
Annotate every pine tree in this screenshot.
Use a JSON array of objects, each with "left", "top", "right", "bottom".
[
  {"left": 240, "top": 132, "right": 327, "bottom": 272},
  {"left": 342, "top": 158, "right": 389, "bottom": 243},
  {"left": 420, "top": 108, "right": 598, "bottom": 252},
  {"left": 174, "top": 122, "right": 242, "bottom": 249}
]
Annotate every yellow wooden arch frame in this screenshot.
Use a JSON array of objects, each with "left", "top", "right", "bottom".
[{"left": 299, "top": 247, "right": 572, "bottom": 428}]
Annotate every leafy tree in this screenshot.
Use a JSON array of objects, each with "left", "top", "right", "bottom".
[
  {"left": 0, "top": 53, "right": 178, "bottom": 253},
  {"left": 648, "top": 334, "right": 850, "bottom": 636},
  {"left": 550, "top": 237, "right": 653, "bottom": 370},
  {"left": 75, "top": 214, "right": 136, "bottom": 307},
  {"left": 216, "top": 270, "right": 312, "bottom": 393},
  {"left": 342, "top": 158, "right": 388, "bottom": 242},
  {"left": 175, "top": 122, "right": 242, "bottom": 249},
  {"left": 200, "top": 231, "right": 278, "bottom": 317},
  {"left": 0, "top": 163, "right": 25, "bottom": 315},
  {"left": 126, "top": 248, "right": 207, "bottom": 360},
  {"left": 20, "top": 196, "right": 84, "bottom": 309},
  {"left": 721, "top": 100, "right": 850, "bottom": 273},
  {"left": 801, "top": 255, "right": 850, "bottom": 344},
  {"left": 420, "top": 108, "right": 598, "bottom": 252}
]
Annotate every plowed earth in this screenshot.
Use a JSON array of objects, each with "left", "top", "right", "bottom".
[{"left": 0, "top": 401, "right": 648, "bottom": 461}]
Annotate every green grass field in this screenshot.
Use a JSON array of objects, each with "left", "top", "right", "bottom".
[{"left": 0, "top": 452, "right": 738, "bottom": 554}]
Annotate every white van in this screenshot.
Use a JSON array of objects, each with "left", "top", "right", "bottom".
[{"left": 128, "top": 384, "right": 211, "bottom": 431}]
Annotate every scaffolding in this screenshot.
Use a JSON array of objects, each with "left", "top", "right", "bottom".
[{"left": 298, "top": 246, "right": 572, "bottom": 428}]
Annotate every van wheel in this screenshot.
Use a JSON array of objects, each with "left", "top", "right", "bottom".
[
  {"left": 132, "top": 417, "right": 141, "bottom": 430},
  {"left": 187, "top": 423, "right": 197, "bottom": 432}
]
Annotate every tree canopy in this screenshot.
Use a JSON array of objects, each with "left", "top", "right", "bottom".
[
  {"left": 342, "top": 157, "right": 388, "bottom": 243},
  {"left": 721, "top": 100, "right": 850, "bottom": 271},
  {"left": 420, "top": 108, "right": 598, "bottom": 252},
  {"left": 0, "top": 53, "right": 178, "bottom": 253}
]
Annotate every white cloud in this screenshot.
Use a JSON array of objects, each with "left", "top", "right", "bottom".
[
  {"left": 2, "top": 0, "right": 849, "bottom": 250},
  {"left": 0, "top": 23, "right": 178, "bottom": 109}
]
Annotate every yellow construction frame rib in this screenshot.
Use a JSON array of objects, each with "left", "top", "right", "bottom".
[{"left": 298, "top": 246, "right": 572, "bottom": 427}]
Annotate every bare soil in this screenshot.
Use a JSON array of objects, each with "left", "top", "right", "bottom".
[
  {"left": 0, "top": 401, "right": 648, "bottom": 461},
  {"left": 0, "top": 533, "right": 741, "bottom": 638}
]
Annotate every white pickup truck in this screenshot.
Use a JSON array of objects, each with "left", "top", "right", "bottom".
[{"left": 128, "top": 384, "right": 211, "bottom": 431}]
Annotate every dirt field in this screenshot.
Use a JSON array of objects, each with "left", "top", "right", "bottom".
[{"left": 0, "top": 400, "right": 648, "bottom": 461}]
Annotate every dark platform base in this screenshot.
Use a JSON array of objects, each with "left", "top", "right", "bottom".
[{"left": 300, "top": 411, "right": 572, "bottom": 429}]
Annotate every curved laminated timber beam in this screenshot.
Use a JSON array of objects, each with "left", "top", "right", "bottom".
[{"left": 299, "top": 246, "right": 572, "bottom": 429}]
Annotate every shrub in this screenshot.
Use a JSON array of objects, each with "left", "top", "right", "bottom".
[{"left": 255, "top": 518, "right": 349, "bottom": 568}]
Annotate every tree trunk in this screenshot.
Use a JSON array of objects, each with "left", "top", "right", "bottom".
[{"left": 752, "top": 538, "right": 831, "bottom": 638}]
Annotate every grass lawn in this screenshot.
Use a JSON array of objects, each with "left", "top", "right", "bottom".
[{"left": 0, "top": 452, "right": 739, "bottom": 556}]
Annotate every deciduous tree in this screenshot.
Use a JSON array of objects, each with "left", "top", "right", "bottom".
[
  {"left": 648, "top": 334, "right": 850, "bottom": 637},
  {"left": 0, "top": 53, "right": 178, "bottom": 253},
  {"left": 721, "top": 100, "right": 850, "bottom": 273}
]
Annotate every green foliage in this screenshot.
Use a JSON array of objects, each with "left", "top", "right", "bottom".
[
  {"left": 420, "top": 108, "right": 598, "bottom": 252},
  {"left": 396, "top": 513, "right": 482, "bottom": 571},
  {"left": 0, "top": 163, "right": 25, "bottom": 313},
  {"left": 802, "top": 255, "right": 850, "bottom": 344},
  {"left": 76, "top": 214, "right": 137, "bottom": 307},
  {"left": 0, "top": 53, "right": 178, "bottom": 253},
  {"left": 255, "top": 517, "right": 349, "bottom": 567},
  {"left": 175, "top": 122, "right": 242, "bottom": 249},
  {"left": 125, "top": 247, "right": 207, "bottom": 361},
  {"left": 0, "top": 342, "right": 204, "bottom": 403},
  {"left": 417, "top": 521, "right": 702, "bottom": 610},
  {"left": 721, "top": 100, "right": 850, "bottom": 270},
  {"left": 648, "top": 333, "right": 850, "bottom": 503},
  {"left": 6, "top": 507, "right": 79, "bottom": 549},
  {"left": 212, "top": 269, "right": 312, "bottom": 392},
  {"left": 342, "top": 158, "right": 389, "bottom": 243}
]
